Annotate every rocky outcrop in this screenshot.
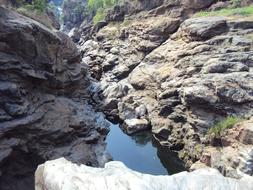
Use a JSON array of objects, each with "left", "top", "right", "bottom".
[
  {"left": 191, "top": 119, "right": 253, "bottom": 178},
  {"left": 77, "top": 0, "right": 216, "bottom": 42},
  {"left": 0, "top": 0, "right": 12, "bottom": 7},
  {"left": 126, "top": 15, "right": 253, "bottom": 166},
  {"left": 62, "top": 0, "right": 89, "bottom": 31},
  {"left": 35, "top": 158, "right": 253, "bottom": 190},
  {"left": 0, "top": 6, "right": 110, "bottom": 190},
  {"left": 78, "top": 0, "right": 253, "bottom": 176}
]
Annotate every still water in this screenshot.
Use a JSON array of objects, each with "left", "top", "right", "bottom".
[{"left": 106, "top": 124, "right": 186, "bottom": 175}]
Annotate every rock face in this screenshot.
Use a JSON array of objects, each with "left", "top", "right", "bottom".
[
  {"left": 78, "top": 0, "right": 253, "bottom": 176},
  {"left": 62, "top": 0, "right": 89, "bottom": 31},
  {"left": 191, "top": 119, "right": 253, "bottom": 178},
  {"left": 35, "top": 158, "right": 253, "bottom": 190},
  {"left": 0, "top": 6, "right": 110, "bottom": 190}
]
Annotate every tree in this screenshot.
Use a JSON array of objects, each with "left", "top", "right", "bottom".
[
  {"left": 17, "top": 0, "right": 47, "bottom": 12},
  {"left": 32, "top": 0, "right": 47, "bottom": 12},
  {"left": 87, "top": 0, "right": 119, "bottom": 24},
  {"left": 88, "top": 0, "right": 104, "bottom": 11}
]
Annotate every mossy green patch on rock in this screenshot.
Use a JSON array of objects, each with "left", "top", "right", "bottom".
[
  {"left": 93, "top": 8, "right": 106, "bottom": 24},
  {"left": 246, "top": 33, "right": 253, "bottom": 41},
  {"left": 17, "top": 0, "right": 47, "bottom": 13},
  {"left": 17, "top": 8, "right": 54, "bottom": 29},
  {"left": 195, "top": 5, "right": 253, "bottom": 18},
  {"left": 208, "top": 116, "right": 244, "bottom": 137}
]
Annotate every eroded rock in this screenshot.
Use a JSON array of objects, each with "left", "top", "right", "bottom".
[
  {"left": 0, "top": 6, "right": 110, "bottom": 190},
  {"left": 192, "top": 119, "right": 253, "bottom": 178},
  {"left": 123, "top": 118, "right": 150, "bottom": 134},
  {"left": 77, "top": 0, "right": 253, "bottom": 178}
]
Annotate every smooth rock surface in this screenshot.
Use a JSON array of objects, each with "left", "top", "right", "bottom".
[
  {"left": 123, "top": 118, "right": 150, "bottom": 134},
  {"left": 35, "top": 158, "right": 253, "bottom": 190}
]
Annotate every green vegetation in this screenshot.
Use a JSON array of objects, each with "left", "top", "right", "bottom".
[
  {"left": 16, "top": 0, "right": 54, "bottom": 28},
  {"left": 231, "top": 0, "right": 241, "bottom": 7},
  {"left": 88, "top": 0, "right": 118, "bottom": 11},
  {"left": 93, "top": 8, "right": 106, "bottom": 24},
  {"left": 195, "top": 5, "right": 253, "bottom": 17},
  {"left": 87, "top": 0, "right": 119, "bottom": 24},
  {"left": 17, "top": 0, "right": 47, "bottom": 12},
  {"left": 208, "top": 116, "right": 243, "bottom": 137},
  {"left": 121, "top": 19, "right": 131, "bottom": 27},
  {"left": 246, "top": 33, "right": 253, "bottom": 41},
  {"left": 194, "top": 144, "right": 203, "bottom": 155}
]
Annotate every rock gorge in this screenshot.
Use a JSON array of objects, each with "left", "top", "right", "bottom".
[
  {"left": 0, "top": 0, "right": 253, "bottom": 189},
  {"left": 76, "top": 0, "right": 253, "bottom": 178}
]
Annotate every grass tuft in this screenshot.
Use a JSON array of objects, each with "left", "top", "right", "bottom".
[
  {"left": 246, "top": 33, "right": 253, "bottom": 41},
  {"left": 208, "top": 116, "right": 243, "bottom": 137},
  {"left": 195, "top": 5, "right": 253, "bottom": 17},
  {"left": 93, "top": 8, "right": 106, "bottom": 24}
]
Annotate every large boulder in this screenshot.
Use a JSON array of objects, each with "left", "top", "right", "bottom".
[
  {"left": 181, "top": 0, "right": 215, "bottom": 10},
  {"left": 35, "top": 158, "right": 253, "bottom": 190},
  {"left": 123, "top": 118, "right": 150, "bottom": 134},
  {"left": 176, "top": 17, "right": 228, "bottom": 41}
]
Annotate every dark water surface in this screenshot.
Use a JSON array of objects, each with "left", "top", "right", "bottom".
[{"left": 106, "top": 124, "right": 186, "bottom": 175}]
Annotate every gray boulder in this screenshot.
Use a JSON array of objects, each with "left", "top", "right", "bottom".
[{"left": 35, "top": 158, "right": 253, "bottom": 190}]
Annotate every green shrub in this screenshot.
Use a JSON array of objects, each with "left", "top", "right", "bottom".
[
  {"left": 231, "top": 0, "right": 241, "bottom": 7},
  {"left": 17, "top": 7, "right": 54, "bottom": 29},
  {"left": 208, "top": 116, "right": 243, "bottom": 137},
  {"left": 87, "top": 0, "right": 119, "bottom": 24},
  {"left": 246, "top": 33, "right": 253, "bottom": 40},
  {"left": 93, "top": 8, "right": 106, "bottom": 24},
  {"left": 33, "top": 0, "right": 47, "bottom": 12},
  {"left": 88, "top": 0, "right": 104, "bottom": 11},
  {"left": 195, "top": 5, "right": 253, "bottom": 17},
  {"left": 19, "top": 0, "right": 47, "bottom": 12}
]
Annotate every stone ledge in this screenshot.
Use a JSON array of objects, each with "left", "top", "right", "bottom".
[{"left": 35, "top": 158, "right": 253, "bottom": 190}]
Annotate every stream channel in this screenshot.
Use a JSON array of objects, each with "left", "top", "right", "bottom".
[{"left": 106, "top": 124, "right": 186, "bottom": 175}]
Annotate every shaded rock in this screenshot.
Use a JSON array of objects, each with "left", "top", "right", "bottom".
[
  {"left": 68, "top": 27, "right": 81, "bottom": 43},
  {"left": 202, "top": 61, "right": 249, "bottom": 73},
  {"left": 46, "top": 8, "right": 61, "bottom": 30},
  {"left": 105, "top": 5, "right": 125, "bottom": 22},
  {"left": 209, "top": 1, "right": 231, "bottom": 11},
  {"left": 238, "top": 120, "right": 253, "bottom": 145},
  {"left": 177, "top": 17, "right": 228, "bottom": 41},
  {"left": 0, "top": 7, "right": 110, "bottom": 190},
  {"left": 62, "top": 0, "right": 88, "bottom": 31},
  {"left": 123, "top": 0, "right": 164, "bottom": 16},
  {"left": 181, "top": 0, "right": 215, "bottom": 10}
]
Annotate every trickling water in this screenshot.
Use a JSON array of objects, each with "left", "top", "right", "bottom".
[{"left": 106, "top": 124, "right": 186, "bottom": 175}]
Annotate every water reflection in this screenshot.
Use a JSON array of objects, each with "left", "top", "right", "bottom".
[
  {"left": 106, "top": 124, "right": 186, "bottom": 175},
  {"left": 130, "top": 131, "right": 152, "bottom": 146},
  {"left": 152, "top": 137, "right": 186, "bottom": 174}
]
